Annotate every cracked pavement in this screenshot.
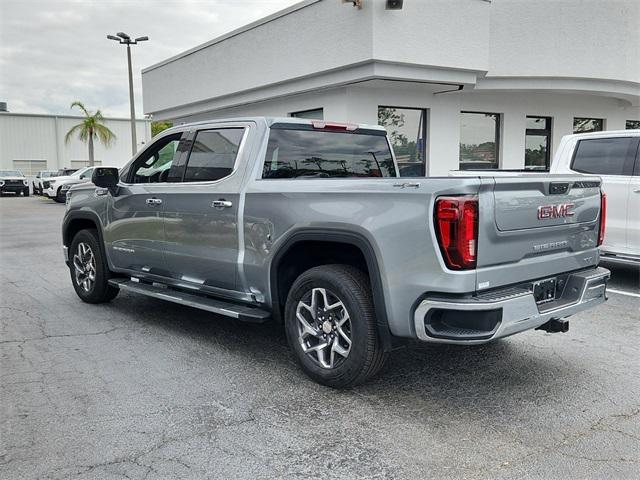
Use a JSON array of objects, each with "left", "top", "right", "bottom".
[{"left": 1, "top": 196, "right": 639, "bottom": 479}]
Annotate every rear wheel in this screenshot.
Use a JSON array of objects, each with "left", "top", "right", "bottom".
[
  {"left": 284, "top": 264, "right": 387, "bottom": 388},
  {"left": 69, "top": 229, "right": 119, "bottom": 303}
]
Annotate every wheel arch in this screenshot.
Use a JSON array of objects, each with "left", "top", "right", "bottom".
[
  {"left": 269, "top": 229, "right": 393, "bottom": 351},
  {"left": 62, "top": 211, "right": 109, "bottom": 267}
]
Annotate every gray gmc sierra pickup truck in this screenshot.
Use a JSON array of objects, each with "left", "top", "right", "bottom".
[{"left": 62, "top": 117, "right": 610, "bottom": 387}]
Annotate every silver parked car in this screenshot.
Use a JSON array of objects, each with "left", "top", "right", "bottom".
[{"left": 62, "top": 117, "right": 610, "bottom": 387}]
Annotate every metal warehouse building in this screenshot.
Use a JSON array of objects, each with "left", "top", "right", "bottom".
[
  {"left": 0, "top": 109, "right": 151, "bottom": 175},
  {"left": 141, "top": 0, "right": 640, "bottom": 176}
]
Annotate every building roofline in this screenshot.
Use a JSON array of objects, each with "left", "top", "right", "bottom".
[
  {"left": 0, "top": 111, "right": 151, "bottom": 122},
  {"left": 142, "top": 0, "right": 322, "bottom": 74}
]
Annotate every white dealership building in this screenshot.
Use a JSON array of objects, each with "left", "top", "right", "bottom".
[
  {"left": 0, "top": 109, "right": 151, "bottom": 175},
  {"left": 141, "top": 0, "right": 640, "bottom": 176}
]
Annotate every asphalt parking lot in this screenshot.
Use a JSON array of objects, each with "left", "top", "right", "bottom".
[{"left": 1, "top": 196, "right": 639, "bottom": 480}]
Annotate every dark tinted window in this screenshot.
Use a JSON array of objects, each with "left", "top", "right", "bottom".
[
  {"left": 183, "top": 129, "right": 245, "bottom": 182},
  {"left": 262, "top": 128, "right": 396, "bottom": 179},
  {"left": 571, "top": 137, "right": 635, "bottom": 175}
]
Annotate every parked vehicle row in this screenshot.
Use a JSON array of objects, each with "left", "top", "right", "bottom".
[{"left": 62, "top": 117, "right": 609, "bottom": 387}]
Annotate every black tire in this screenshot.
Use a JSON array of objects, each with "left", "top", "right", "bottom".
[
  {"left": 23, "top": 188, "right": 29, "bottom": 197},
  {"left": 69, "top": 229, "right": 119, "bottom": 303},
  {"left": 55, "top": 187, "right": 65, "bottom": 203},
  {"left": 284, "top": 264, "right": 387, "bottom": 388}
]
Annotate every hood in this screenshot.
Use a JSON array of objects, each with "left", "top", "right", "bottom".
[{"left": 0, "top": 176, "right": 26, "bottom": 181}]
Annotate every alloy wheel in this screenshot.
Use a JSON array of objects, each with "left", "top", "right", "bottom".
[
  {"left": 296, "top": 287, "right": 352, "bottom": 369},
  {"left": 73, "top": 242, "right": 96, "bottom": 293}
]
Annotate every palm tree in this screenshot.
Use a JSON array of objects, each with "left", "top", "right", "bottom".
[{"left": 65, "top": 101, "right": 116, "bottom": 166}]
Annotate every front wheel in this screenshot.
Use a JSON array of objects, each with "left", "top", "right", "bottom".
[
  {"left": 23, "top": 188, "right": 29, "bottom": 197},
  {"left": 284, "top": 264, "right": 387, "bottom": 388},
  {"left": 69, "top": 229, "right": 119, "bottom": 303}
]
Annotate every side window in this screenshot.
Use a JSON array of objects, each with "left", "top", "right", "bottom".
[
  {"left": 130, "top": 133, "right": 183, "bottom": 183},
  {"left": 183, "top": 128, "right": 245, "bottom": 182},
  {"left": 571, "top": 137, "right": 636, "bottom": 176}
]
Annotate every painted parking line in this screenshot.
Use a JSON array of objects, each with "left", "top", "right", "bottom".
[{"left": 607, "top": 288, "right": 640, "bottom": 299}]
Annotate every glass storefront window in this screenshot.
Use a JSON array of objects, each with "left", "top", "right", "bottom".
[
  {"left": 290, "top": 108, "right": 324, "bottom": 120},
  {"left": 378, "top": 107, "right": 426, "bottom": 177},
  {"left": 459, "top": 112, "right": 500, "bottom": 170},
  {"left": 573, "top": 118, "right": 604, "bottom": 133},
  {"left": 525, "top": 116, "right": 552, "bottom": 171}
]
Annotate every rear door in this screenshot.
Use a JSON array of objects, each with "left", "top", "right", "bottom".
[
  {"left": 162, "top": 125, "right": 249, "bottom": 292},
  {"left": 629, "top": 146, "right": 640, "bottom": 256}
]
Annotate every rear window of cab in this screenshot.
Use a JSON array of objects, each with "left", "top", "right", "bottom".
[{"left": 262, "top": 126, "right": 397, "bottom": 179}]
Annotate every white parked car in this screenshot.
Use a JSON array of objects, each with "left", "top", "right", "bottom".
[
  {"left": 33, "top": 170, "right": 58, "bottom": 195},
  {"left": 46, "top": 166, "right": 101, "bottom": 203},
  {"left": 550, "top": 130, "right": 639, "bottom": 265}
]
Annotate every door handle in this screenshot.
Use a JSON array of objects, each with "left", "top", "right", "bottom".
[
  {"left": 146, "top": 197, "right": 163, "bottom": 206},
  {"left": 633, "top": 189, "right": 640, "bottom": 193},
  {"left": 212, "top": 199, "right": 233, "bottom": 208}
]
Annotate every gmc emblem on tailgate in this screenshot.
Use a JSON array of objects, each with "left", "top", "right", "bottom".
[{"left": 537, "top": 203, "right": 575, "bottom": 220}]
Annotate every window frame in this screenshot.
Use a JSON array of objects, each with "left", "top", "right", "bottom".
[
  {"left": 459, "top": 111, "right": 501, "bottom": 170},
  {"left": 626, "top": 120, "right": 640, "bottom": 130},
  {"left": 378, "top": 105, "right": 428, "bottom": 177},
  {"left": 570, "top": 136, "right": 639, "bottom": 177},
  {"left": 524, "top": 116, "right": 552, "bottom": 171}
]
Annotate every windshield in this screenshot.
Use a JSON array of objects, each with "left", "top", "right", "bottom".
[
  {"left": 42, "top": 171, "right": 57, "bottom": 177},
  {"left": 263, "top": 127, "right": 397, "bottom": 179},
  {"left": 0, "top": 170, "right": 23, "bottom": 177},
  {"left": 70, "top": 167, "right": 90, "bottom": 178}
]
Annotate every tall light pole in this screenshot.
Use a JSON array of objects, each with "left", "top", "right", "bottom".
[{"left": 107, "top": 32, "right": 148, "bottom": 155}]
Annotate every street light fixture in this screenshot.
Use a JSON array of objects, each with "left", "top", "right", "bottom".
[{"left": 107, "top": 32, "right": 148, "bottom": 155}]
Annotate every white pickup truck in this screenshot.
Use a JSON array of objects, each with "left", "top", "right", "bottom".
[{"left": 550, "top": 130, "right": 640, "bottom": 266}]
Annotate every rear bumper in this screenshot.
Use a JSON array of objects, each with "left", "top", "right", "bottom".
[{"left": 413, "top": 267, "right": 610, "bottom": 344}]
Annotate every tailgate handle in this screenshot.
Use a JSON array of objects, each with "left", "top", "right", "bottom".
[{"left": 549, "top": 182, "right": 569, "bottom": 195}]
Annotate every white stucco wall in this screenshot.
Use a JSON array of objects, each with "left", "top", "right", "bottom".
[
  {"left": 489, "top": 0, "right": 640, "bottom": 83},
  {"left": 0, "top": 113, "right": 152, "bottom": 172}
]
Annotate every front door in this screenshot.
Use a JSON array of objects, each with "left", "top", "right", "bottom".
[
  {"left": 162, "top": 127, "right": 248, "bottom": 292},
  {"left": 104, "top": 132, "right": 188, "bottom": 276}
]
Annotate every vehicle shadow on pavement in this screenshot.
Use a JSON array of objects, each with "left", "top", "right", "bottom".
[{"left": 104, "top": 289, "right": 586, "bottom": 413}]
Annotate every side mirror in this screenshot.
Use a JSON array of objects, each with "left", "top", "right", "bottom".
[{"left": 92, "top": 167, "right": 119, "bottom": 194}]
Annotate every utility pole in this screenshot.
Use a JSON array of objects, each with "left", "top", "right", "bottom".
[{"left": 107, "top": 32, "right": 148, "bottom": 155}]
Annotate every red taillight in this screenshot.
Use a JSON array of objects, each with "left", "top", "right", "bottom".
[
  {"left": 435, "top": 195, "right": 478, "bottom": 270},
  {"left": 598, "top": 192, "right": 606, "bottom": 246},
  {"left": 311, "top": 121, "right": 358, "bottom": 131}
]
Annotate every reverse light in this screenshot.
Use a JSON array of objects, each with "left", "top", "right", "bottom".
[
  {"left": 598, "top": 192, "right": 606, "bottom": 246},
  {"left": 435, "top": 195, "right": 479, "bottom": 270},
  {"left": 311, "top": 121, "right": 358, "bottom": 131}
]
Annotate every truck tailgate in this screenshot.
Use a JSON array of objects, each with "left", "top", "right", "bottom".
[{"left": 476, "top": 175, "right": 602, "bottom": 290}]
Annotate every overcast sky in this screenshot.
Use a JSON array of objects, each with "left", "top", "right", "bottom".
[{"left": 0, "top": 0, "right": 299, "bottom": 118}]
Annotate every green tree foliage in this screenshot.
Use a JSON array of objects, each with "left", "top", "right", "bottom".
[
  {"left": 65, "top": 102, "right": 116, "bottom": 166},
  {"left": 151, "top": 121, "right": 173, "bottom": 137}
]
